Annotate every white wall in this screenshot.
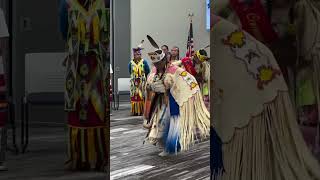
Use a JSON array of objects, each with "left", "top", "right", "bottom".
[{"left": 130, "top": 0, "right": 210, "bottom": 63}]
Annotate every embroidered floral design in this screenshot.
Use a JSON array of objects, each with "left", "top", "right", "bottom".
[
  {"left": 190, "top": 82, "right": 198, "bottom": 90},
  {"left": 134, "top": 78, "right": 141, "bottom": 86},
  {"left": 245, "top": 50, "right": 260, "bottom": 63},
  {"left": 65, "top": 71, "right": 75, "bottom": 94},
  {"left": 257, "top": 65, "right": 281, "bottom": 89},
  {"left": 180, "top": 71, "right": 198, "bottom": 90},
  {"left": 222, "top": 30, "right": 246, "bottom": 48},
  {"left": 66, "top": 79, "right": 73, "bottom": 91},
  {"left": 180, "top": 71, "right": 187, "bottom": 77},
  {"left": 79, "top": 108, "right": 87, "bottom": 120},
  {"left": 223, "top": 29, "right": 281, "bottom": 90},
  {"left": 80, "top": 64, "right": 89, "bottom": 76}
]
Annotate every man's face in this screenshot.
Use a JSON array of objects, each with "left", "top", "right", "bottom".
[
  {"left": 161, "top": 46, "right": 168, "bottom": 54},
  {"left": 134, "top": 51, "right": 141, "bottom": 59},
  {"left": 170, "top": 48, "right": 179, "bottom": 57}
]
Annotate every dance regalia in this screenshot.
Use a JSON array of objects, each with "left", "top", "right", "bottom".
[
  {"left": 194, "top": 50, "right": 211, "bottom": 110},
  {"left": 144, "top": 65, "right": 210, "bottom": 153},
  {"left": 0, "top": 8, "right": 9, "bottom": 164},
  {"left": 229, "top": 0, "right": 278, "bottom": 44},
  {"left": 295, "top": 0, "right": 320, "bottom": 153},
  {"left": 59, "top": 0, "right": 109, "bottom": 170},
  {"left": 214, "top": 0, "right": 278, "bottom": 44},
  {"left": 0, "top": 8, "right": 8, "bottom": 130},
  {"left": 196, "top": 61, "right": 210, "bottom": 110},
  {"left": 214, "top": 0, "right": 297, "bottom": 85},
  {"left": 143, "top": 35, "right": 211, "bottom": 154},
  {"left": 211, "top": 15, "right": 320, "bottom": 180},
  {"left": 174, "top": 56, "right": 210, "bottom": 110},
  {"left": 180, "top": 57, "right": 197, "bottom": 76},
  {"left": 128, "top": 58, "right": 149, "bottom": 116}
]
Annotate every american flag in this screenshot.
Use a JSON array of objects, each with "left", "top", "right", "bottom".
[{"left": 186, "top": 19, "right": 194, "bottom": 57}]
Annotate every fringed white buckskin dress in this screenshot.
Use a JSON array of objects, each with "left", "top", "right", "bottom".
[
  {"left": 211, "top": 15, "right": 320, "bottom": 180},
  {"left": 144, "top": 65, "right": 211, "bottom": 154}
]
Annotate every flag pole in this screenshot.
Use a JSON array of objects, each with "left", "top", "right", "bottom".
[
  {"left": 188, "top": 13, "right": 194, "bottom": 23},
  {"left": 186, "top": 13, "right": 194, "bottom": 57}
]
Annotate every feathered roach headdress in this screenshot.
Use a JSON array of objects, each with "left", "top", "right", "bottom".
[
  {"left": 146, "top": 35, "right": 166, "bottom": 63},
  {"left": 132, "top": 39, "right": 145, "bottom": 53}
]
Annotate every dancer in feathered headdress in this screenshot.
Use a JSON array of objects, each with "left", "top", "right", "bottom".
[
  {"left": 143, "top": 35, "right": 214, "bottom": 157},
  {"left": 128, "top": 40, "right": 150, "bottom": 116}
]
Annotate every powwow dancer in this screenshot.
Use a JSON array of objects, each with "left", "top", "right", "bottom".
[
  {"left": 143, "top": 35, "right": 212, "bottom": 157},
  {"left": 59, "top": 0, "right": 109, "bottom": 171},
  {"left": 173, "top": 48, "right": 211, "bottom": 110},
  {"left": 128, "top": 40, "right": 150, "bottom": 116}
]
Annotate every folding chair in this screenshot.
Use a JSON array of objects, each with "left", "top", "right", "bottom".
[
  {"left": 116, "top": 78, "right": 131, "bottom": 110},
  {"left": 22, "top": 52, "right": 66, "bottom": 153}
]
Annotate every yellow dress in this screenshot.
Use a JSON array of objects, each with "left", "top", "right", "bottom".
[{"left": 129, "top": 59, "right": 149, "bottom": 115}]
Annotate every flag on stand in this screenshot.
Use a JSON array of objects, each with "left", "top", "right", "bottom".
[{"left": 186, "top": 18, "right": 194, "bottom": 57}]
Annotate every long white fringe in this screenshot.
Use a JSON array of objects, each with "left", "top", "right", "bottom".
[
  {"left": 179, "top": 92, "right": 210, "bottom": 151},
  {"left": 219, "top": 91, "right": 320, "bottom": 180}
]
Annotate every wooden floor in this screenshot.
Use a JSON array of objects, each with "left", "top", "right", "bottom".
[{"left": 110, "top": 104, "right": 210, "bottom": 180}]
